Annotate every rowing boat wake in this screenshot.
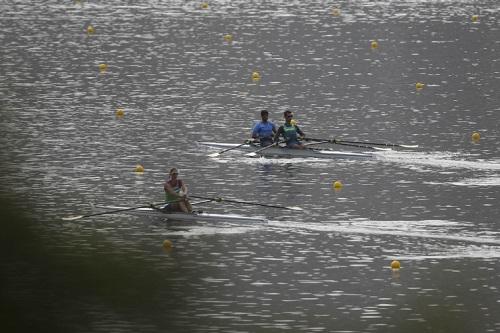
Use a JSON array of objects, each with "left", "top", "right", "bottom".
[{"left": 378, "top": 151, "right": 500, "bottom": 171}]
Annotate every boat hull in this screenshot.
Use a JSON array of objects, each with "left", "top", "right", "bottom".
[
  {"left": 199, "top": 141, "right": 373, "bottom": 159},
  {"left": 97, "top": 205, "right": 267, "bottom": 223}
]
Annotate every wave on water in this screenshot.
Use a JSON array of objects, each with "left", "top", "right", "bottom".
[
  {"left": 210, "top": 154, "right": 342, "bottom": 166},
  {"left": 268, "top": 218, "right": 500, "bottom": 246},
  {"left": 204, "top": 147, "right": 500, "bottom": 171},
  {"left": 149, "top": 217, "right": 500, "bottom": 259},
  {"left": 449, "top": 176, "right": 500, "bottom": 187},
  {"left": 207, "top": 150, "right": 376, "bottom": 166},
  {"left": 152, "top": 216, "right": 500, "bottom": 247},
  {"left": 396, "top": 246, "right": 500, "bottom": 260},
  {"left": 157, "top": 223, "right": 262, "bottom": 237},
  {"left": 266, "top": 218, "right": 500, "bottom": 260},
  {"left": 377, "top": 151, "right": 500, "bottom": 171}
]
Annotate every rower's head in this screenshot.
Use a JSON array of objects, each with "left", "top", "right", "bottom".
[
  {"left": 260, "top": 109, "right": 269, "bottom": 122},
  {"left": 169, "top": 168, "right": 179, "bottom": 178},
  {"left": 284, "top": 110, "right": 293, "bottom": 124}
]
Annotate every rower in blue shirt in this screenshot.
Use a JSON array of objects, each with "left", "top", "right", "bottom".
[
  {"left": 251, "top": 110, "right": 277, "bottom": 147},
  {"left": 274, "top": 110, "right": 306, "bottom": 149}
]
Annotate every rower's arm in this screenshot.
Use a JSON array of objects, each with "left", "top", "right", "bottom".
[
  {"left": 180, "top": 182, "right": 188, "bottom": 196},
  {"left": 296, "top": 125, "right": 305, "bottom": 138},
  {"left": 274, "top": 126, "right": 283, "bottom": 142},
  {"left": 251, "top": 123, "right": 260, "bottom": 138}
]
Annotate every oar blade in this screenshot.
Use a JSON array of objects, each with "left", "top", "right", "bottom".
[
  {"left": 399, "top": 144, "right": 419, "bottom": 149},
  {"left": 245, "top": 152, "right": 259, "bottom": 157},
  {"left": 207, "top": 152, "right": 220, "bottom": 157},
  {"left": 372, "top": 147, "right": 392, "bottom": 151},
  {"left": 287, "top": 206, "right": 303, "bottom": 211},
  {"left": 62, "top": 215, "right": 85, "bottom": 221}
]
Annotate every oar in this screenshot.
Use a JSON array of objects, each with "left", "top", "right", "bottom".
[
  {"left": 189, "top": 195, "right": 303, "bottom": 211},
  {"left": 334, "top": 141, "right": 390, "bottom": 151},
  {"left": 337, "top": 139, "right": 418, "bottom": 149},
  {"left": 208, "top": 140, "right": 252, "bottom": 157},
  {"left": 245, "top": 141, "right": 282, "bottom": 157},
  {"left": 303, "top": 138, "right": 383, "bottom": 150},
  {"left": 305, "top": 137, "right": 418, "bottom": 149},
  {"left": 303, "top": 138, "right": 336, "bottom": 144},
  {"left": 62, "top": 200, "right": 175, "bottom": 221},
  {"left": 302, "top": 140, "right": 330, "bottom": 147}
]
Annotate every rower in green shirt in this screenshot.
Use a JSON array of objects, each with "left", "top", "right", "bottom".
[
  {"left": 164, "top": 168, "right": 192, "bottom": 213},
  {"left": 274, "top": 110, "right": 306, "bottom": 149}
]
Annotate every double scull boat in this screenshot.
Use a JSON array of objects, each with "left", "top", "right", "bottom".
[{"left": 199, "top": 141, "right": 374, "bottom": 159}]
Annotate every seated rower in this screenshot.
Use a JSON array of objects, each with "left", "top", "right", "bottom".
[
  {"left": 251, "top": 109, "right": 277, "bottom": 147},
  {"left": 164, "top": 168, "right": 192, "bottom": 213},
  {"left": 274, "top": 110, "right": 306, "bottom": 149}
]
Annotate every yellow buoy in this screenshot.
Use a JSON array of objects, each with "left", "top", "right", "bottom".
[
  {"left": 252, "top": 71, "right": 261, "bottom": 82},
  {"left": 472, "top": 132, "right": 480, "bottom": 142},
  {"left": 391, "top": 260, "right": 401, "bottom": 269},
  {"left": 134, "top": 164, "right": 145, "bottom": 173},
  {"left": 163, "top": 239, "right": 173, "bottom": 249},
  {"left": 115, "top": 108, "right": 125, "bottom": 117},
  {"left": 472, "top": 15, "right": 479, "bottom": 22},
  {"left": 98, "top": 63, "right": 108, "bottom": 73},
  {"left": 86, "top": 25, "right": 94, "bottom": 35},
  {"left": 331, "top": 8, "right": 341, "bottom": 17},
  {"left": 223, "top": 34, "right": 233, "bottom": 42},
  {"left": 201, "top": 2, "right": 208, "bottom": 9},
  {"left": 333, "top": 180, "right": 343, "bottom": 189},
  {"left": 371, "top": 40, "right": 378, "bottom": 49},
  {"left": 415, "top": 82, "right": 425, "bottom": 90}
]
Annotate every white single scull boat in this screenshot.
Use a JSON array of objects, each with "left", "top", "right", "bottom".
[
  {"left": 198, "top": 141, "right": 374, "bottom": 159},
  {"left": 95, "top": 204, "right": 268, "bottom": 223}
]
